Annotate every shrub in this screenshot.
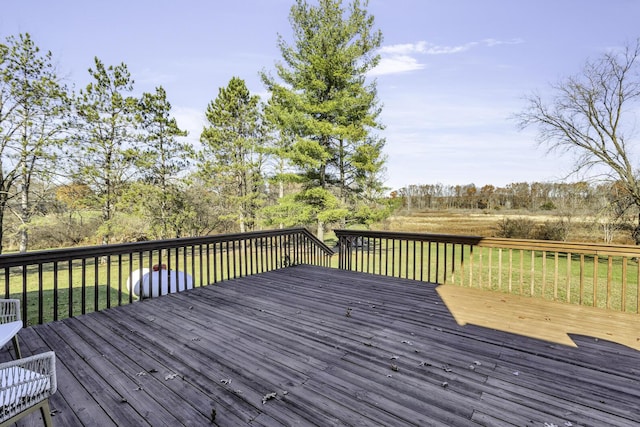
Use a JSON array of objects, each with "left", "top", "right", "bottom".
[
  {"left": 533, "top": 219, "right": 569, "bottom": 241},
  {"left": 106, "top": 214, "right": 151, "bottom": 243},
  {"left": 495, "top": 217, "right": 535, "bottom": 239},
  {"left": 28, "top": 214, "right": 101, "bottom": 249}
]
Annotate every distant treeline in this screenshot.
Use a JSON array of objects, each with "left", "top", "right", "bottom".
[{"left": 394, "top": 181, "right": 624, "bottom": 213}]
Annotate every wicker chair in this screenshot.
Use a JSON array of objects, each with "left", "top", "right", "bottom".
[
  {"left": 0, "top": 300, "right": 22, "bottom": 359},
  {"left": 0, "top": 351, "right": 57, "bottom": 427}
]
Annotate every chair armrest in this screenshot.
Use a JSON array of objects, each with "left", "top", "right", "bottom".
[
  {"left": 0, "top": 299, "right": 21, "bottom": 324},
  {"left": 0, "top": 351, "right": 57, "bottom": 419},
  {"left": 0, "top": 321, "right": 22, "bottom": 348}
]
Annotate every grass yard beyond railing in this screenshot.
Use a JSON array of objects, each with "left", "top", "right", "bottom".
[
  {"left": 1, "top": 228, "right": 333, "bottom": 326},
  {"left": 335, "top": 229, "right": 640, "bottom": 314}
]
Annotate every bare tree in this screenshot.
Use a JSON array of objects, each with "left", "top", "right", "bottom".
[
  {"left": 0, "top": 34, "right": 69, "bottom": 253},
  {"left": 516, "top": 39, "right": 640, "bottom": 242}
]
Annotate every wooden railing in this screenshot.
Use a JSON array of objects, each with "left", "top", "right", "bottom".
[
  {"left": 335, "top": 229, "right": 640, "bottom": 314},
  {"left": 0, "top": 228, "right": 333, "bottom": 326}
]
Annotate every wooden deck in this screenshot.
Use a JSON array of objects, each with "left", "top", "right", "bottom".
[{"left": 3, "top": 265, "right": 640, "bottom": 426}]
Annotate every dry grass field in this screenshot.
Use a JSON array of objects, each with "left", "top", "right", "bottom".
[{"left": 381, "top": 209, "right": 635, "bottom": 245}]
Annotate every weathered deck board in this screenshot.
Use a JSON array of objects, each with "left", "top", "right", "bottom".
[{"left": 2, "top": 265, "right": 639, "bottom": 426}]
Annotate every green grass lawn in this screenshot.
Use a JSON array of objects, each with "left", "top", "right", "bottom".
[{"left": 3, "top": 246, "right": 289, "bottom": 325}]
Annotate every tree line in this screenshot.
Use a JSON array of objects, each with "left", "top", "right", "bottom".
[
  {"left": 0, "top": 0, "right": 392, "bottom": 253},
  {"left": 396, "top": 181, "right": 606, "bottom": 211},
  {"left": 396, "top": 180, "right": 637, "bottom": 243}
]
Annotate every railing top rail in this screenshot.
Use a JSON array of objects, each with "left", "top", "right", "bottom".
[
  {"left": 335, "top": 229, "right": 485, "bottom": 245},
  {"left": 0, "top": 228, "right": 333, "bottom": 268},
  {"left": 334, "top": 229, "right": 640, "bottom": 257}
]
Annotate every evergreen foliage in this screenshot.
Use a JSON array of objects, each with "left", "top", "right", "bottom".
[
  {"left": 131, "top": 86, "right": 192, "bottom": 239},
  {"left": 262, "top": 0, "right": 386, "bottom": 240},
  {"left": 70, "top": 58, "right": 140, "bottom": 244},
  {"left": 199, "top": 77, "right": 267, "bottom": 233}
]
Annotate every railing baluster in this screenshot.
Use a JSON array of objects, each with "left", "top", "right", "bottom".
[
  {"left": 213, "top": 242, "right": 218, "bottom": 284},
  {"left": 579, "top": 254, "right": 585, "bottom": 305},
  {"left": 542, "top": 251, "right": 547, "bottom": 297},
  {"left": 81, "top": 259, "right": 87, "bottom": 314},
  {"left": 607, "top": 256, "right": 613, "bottom": 309},
  {"left": 117, "top": 255, "right": 123, "bottom": 306},
  {"left": 191, "top": 245, "right": 196, "bottom": 286},
  {"left": 487, "top": 247, "right": 492, "bottom": 289},
  {"left": 68, "top": 261, "right": 73, "bottom": 319},
  {"left": 248, "top": 239, "right": 254, "bottom": 276},
  {"left": 593, "top": 255, "right": 599, "bottom": 307},
  {"left": 426, "top": 242, "right": 432, "bottom": 282},
  {"left": 22, "top": 265, "right": 28, "bottom": 322},
  {"left": 529, "top": 251, "right": 534, "bottom": 296},
  {"left": 128, "top": 253, "right": 134, "bottom": 304},
  {"left": 451, "top": 244, "right": 457, "bottom": 285},
  {"left": 94, "top": 256, "right": 99, "bottom": 311},
  {"left": 260, "top": 237, "right": 267, "bottom": 273},
  {"left": 38, "top": 263, "right": 44, "bottom": 325},
  {"left": 206, "top": 243, "right": 211, "bottom": 286},
  {"left": 435, "top": 242, "right": 440, "bottom": 284},
  {"left": 566, "top": 253, "right": 572, "bottom": 303},
  {"left": 637, "top": 261, "right": 640, "bottom": 313},
  {"left": 462, "top": 244, "right": 468, "bottom": 286},
  {"left": 553, "top": 252, "right": 559, "bottom": 300},
  {"left": 107, "top": 256, "right": 112, "bottom": 309},
  {"left": 621, "top": 257, "right": 627, "bottom": 311},
  {"left": 183, "top": 245, "right": 189, "bottom": 282},
  {"left": 53, "top": 262, "right": 59, "bottom": 321},
  {"left": 497, "top": 248, "right": 503, "bottom": 291},
  {"left": 403, "top": 239, "right": 409, "bottom": 279},
  {"left": 3, "top": 267, "right": 8, "bottom": 299}
]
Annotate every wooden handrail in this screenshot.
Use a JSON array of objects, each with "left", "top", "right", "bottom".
[
  {"left": 335, "top": 229, "right": 640, "bottom": 314},
  {"left": 1, "top": 228, "right": 333, "bottom": 326}
]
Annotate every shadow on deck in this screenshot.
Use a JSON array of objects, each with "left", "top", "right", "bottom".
[{"left": 3, "top": 265, "right": 640, "bottom": 426}]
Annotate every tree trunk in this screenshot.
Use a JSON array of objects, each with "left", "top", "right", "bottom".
[
  {"left": 0, "top": 202, "right": 5, "bottom": 255},
  {"left": 19, "top": 185, "right": 28, "bottom": 253},
  {"left": 634, "top": 212, "right": 640, "bottom": 245},
  {"left": 102, "top": 200, "right": 110, "bottom": 246},
  {"left": 317, "top": 219, "right": 324, "bottom": 242},
  {"left": 278, "top": 179, "right": 284, "bottom": 229}
]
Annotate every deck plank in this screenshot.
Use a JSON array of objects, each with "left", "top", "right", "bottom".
[
  {"left": 2, "top": 264, "right": 639, "bottom": 426},
  {"left": 437, "top": 283, "right": 640, "bottom": 350}
]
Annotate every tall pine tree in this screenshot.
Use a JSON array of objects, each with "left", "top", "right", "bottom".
[
  {"left": 131, "top": 86, "right": 192, "bottom": 239},
  {"left": 262, "top": 0, "right": 385, "bottom": 240},
  {"left": 199, "top": 77, "right": 266, "bottom": 233},
  {"left": 71, "top": 58, "right": 140, "bottom": 244}
]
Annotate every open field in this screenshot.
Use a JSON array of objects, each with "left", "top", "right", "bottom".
[{"left": 382, "top": 209, "right": 634, "bottom": 245}]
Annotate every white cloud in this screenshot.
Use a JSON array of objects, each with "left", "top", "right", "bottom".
[
  {"left": 483, "top": 38, "right": 525, "bottom": 47},
  {"left": 369, "top": 55, "right": 425, "bottom": 76},
  {"left": 372, "top": 38, "right": 524, "bottom": 76},
  {"left": 379, "top": 41, "right": 429, "bottom": 55}
]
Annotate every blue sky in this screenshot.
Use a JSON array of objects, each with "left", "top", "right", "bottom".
[{"left": 2, "top": 0, "right": 640, "bottom": 191}]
